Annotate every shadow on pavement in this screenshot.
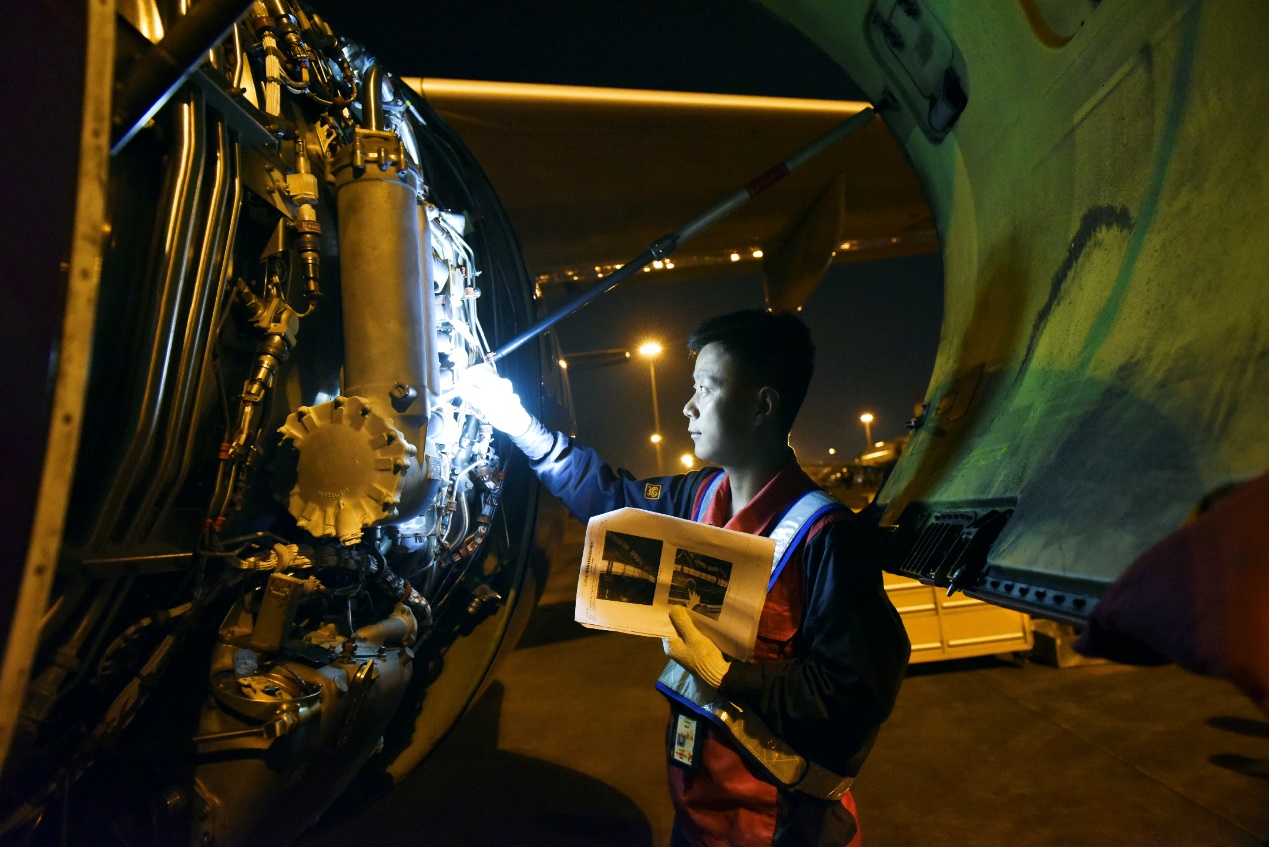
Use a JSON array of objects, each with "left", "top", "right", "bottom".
[
  {"left": 1208, "top": 715, "right": 1269, "bottom": 740},
  {"left": 516, "top": 601, "right": 608, "bottom": 650},
  {"left": 308, "top": 682, "right": 653, "bottom": 847},
  {"left": 900, "top": 653, "right": 1026, "bottom": 678}
]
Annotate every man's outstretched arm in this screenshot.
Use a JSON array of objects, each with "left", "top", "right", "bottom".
[{"left": 463, "top": 364, "right": 711, "bottom": 521}]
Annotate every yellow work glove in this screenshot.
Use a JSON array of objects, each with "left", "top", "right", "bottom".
[{"left": 663, "top": 605, "right": 731, "bottom": 688}]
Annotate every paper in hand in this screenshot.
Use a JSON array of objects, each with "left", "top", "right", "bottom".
[{"left": 574, "top": 508, "right": 775, "bottom": 661}]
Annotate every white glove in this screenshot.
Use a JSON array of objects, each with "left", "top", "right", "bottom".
[
  {"left": 662, "top": 605, "right": 731, "bottom": 689},
  {"left": 462, "top": 363, "right": 533, "bottom": 437}
]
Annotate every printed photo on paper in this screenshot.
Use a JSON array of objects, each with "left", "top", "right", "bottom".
[
  {"left": 575, "top": 508, "right": 774, "bottom": 660},
  {"left": 667, "top": 548, "right": 732, "bottom": 621},
  {"left": 597, "top": 531, "right": 663, "bottom": 606}
]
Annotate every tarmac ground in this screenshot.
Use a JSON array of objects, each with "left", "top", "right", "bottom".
[{"left": 311, "top": 508, "right": 1269, "bottom": 847}]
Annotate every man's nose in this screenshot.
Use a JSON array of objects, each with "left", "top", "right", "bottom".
[{"left": 683, "top": 396, "right": 696, "bottom": 418}]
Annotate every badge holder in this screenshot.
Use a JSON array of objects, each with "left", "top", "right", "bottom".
[{"left": 668, "top": 707, "right": 705, "bottom": 771}]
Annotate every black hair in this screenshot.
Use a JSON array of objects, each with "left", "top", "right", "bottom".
[{"left": 687, "top": 309, "right": 815, "bottom": 430}]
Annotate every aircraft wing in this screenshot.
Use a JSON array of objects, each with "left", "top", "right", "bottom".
[{"left": 405, "top": 78, "right": 936, "bottom": 300}]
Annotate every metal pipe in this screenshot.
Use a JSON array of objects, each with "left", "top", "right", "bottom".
[
  {"left": 488, "top": 107, "right": 875, "bottom": 362},
  {"left": 418, "top": 205, "right": 443, "bottom": 397},
  {"left": 158, "top": 129, "right": 244, "bottom": 532},
  {"left": 130, "top": 116, "right": 233, "bottom": 543},
  {"left": 191, "top": 699, "right": 320, "bottom": 743},
  {"left": 361, "top": 63, "right": 386, "bottom": 132},
  {"left": 89, "top": 92, "right": 207, "bottom": 548}
]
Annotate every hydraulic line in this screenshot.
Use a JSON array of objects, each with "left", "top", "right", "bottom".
[
  {"left": 488, "top": 106, "right": 876, "bottom": 362},
  {"left": 89, "top": 91, "right": 208, "bottom": 549},
  {"left": 158, "top": 134, "right": 244, "bottom": 531},
  {"left": 129, "top": 116, "right": 233, "bottom": 543},
  {"left": 361, "top": 63, "right": 387, "bottom": 131}
]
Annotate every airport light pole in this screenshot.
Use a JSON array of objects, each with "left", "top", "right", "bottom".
[
  {"left": 640, "top": 341, "right": 664, "bottom": 474},
  {"left": 859, "top": 412, "right": 874, "bottom": 448}
]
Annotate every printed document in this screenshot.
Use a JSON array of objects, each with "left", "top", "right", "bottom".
[{"left": 575, "top": 508, "right": 775, "bottom": 661}]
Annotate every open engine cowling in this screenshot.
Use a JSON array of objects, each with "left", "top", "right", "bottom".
[{"left": 0, "top": 3, "right": 548, "bottom": 844}]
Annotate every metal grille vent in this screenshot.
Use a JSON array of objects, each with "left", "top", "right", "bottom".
[{"left": 898, "top": 512, "right": 976, "bottom": 581}]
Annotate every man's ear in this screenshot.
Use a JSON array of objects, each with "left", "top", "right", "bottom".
[{"left": 754, "top": 386, "right": 781, "bottom": 427}]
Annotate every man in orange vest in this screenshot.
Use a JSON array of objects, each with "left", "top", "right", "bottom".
[{"left": 467, "top": 309, "right": 909, "bottom": 846}]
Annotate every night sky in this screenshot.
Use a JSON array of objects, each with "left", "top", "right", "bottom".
[
  {"left": 552, "top": 256, "right": 943, "bottom": 477},
  {"left": 320, "top": 0, "right": 945, "bottom": 477},
  {"left": 324, "top": 0, "right": 868, "bottom": 102}
]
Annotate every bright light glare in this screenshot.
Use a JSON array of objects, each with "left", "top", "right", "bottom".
[
  {"left": 650, "top": 433, "right": 663, "bottom": 444},
  {"left": 752, "top": 249, "right": 764, "bottom": 258},
  {"left": 875, "top": 441, "right": 884, "bottom": 447},
  {"left": 859, "top": 413, "right": 874, "bottom": 424},
  {"left": 558, "top": 359, "right": 568, "bottom": 369},
  {"left": 652, "top": 260, "right": 664, "bottom": 269},
  {"left": 411, "top": 78, "right": 871, "bottom": 117},
  {"left": 828, "top": 448, "right": 836, "bottom": 455},
  {"left": 729, "top": 252, "right": 740, "bottom": 262},
  {"left": 638, "top": 341, "right": 663, "bottom": 357},
  {"left": 680, "top": 454, "right": 694, "bottom": 468}
]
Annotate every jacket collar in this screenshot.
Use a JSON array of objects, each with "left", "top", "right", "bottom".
[{"left": 700, "top": 451, "right": 817, "bottom": 535}]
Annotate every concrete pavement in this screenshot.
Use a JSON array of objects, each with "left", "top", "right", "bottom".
[{"left": 310, "top": 508, "right": 1269, "bottom": 846}]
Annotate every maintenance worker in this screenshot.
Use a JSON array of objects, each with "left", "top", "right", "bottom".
[{"left": 465, "top": 309, "right": 910, "bottom": 847}]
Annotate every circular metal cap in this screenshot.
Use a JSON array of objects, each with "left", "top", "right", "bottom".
[{"left": 278, "top": 395, "right": 415, "bottom": 545}]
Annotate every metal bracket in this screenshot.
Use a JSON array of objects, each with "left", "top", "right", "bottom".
[{"left": 189, "top": 67, "right": 281, "bottom": 152}]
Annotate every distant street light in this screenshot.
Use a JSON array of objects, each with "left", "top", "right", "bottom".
[
  {"left": 681, "top": 453, "right": 694, "bottom": 468},
  {"left": 638, "top": 341, "right": 663, "bottom": 358},
  {"left": 640, "top": 341, "right": 665, "bottom": 474},
  {"left": 859, "top": 412, "right": 874, "bottom": 447},
  {"left": 828, "top": 448, "right": 837, "bottom": 456}
]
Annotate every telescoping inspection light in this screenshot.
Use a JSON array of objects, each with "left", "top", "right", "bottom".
[{"left": 487, "top": 107, "right": 876, "bottom": 362}]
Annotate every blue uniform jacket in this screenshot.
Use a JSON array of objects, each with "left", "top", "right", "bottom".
[{"left": 522, "top": 427, "right": 910, "bottom": 778}]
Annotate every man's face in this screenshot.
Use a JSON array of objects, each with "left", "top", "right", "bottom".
[{"left": 683, "top": 343, "right": 760, "bottom": 467}]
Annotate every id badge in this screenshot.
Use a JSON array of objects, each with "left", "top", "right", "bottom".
[{"left": 669, "top": 711, "right": 704, "bottom": 771}]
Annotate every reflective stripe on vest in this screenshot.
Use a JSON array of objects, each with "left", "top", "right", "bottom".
[
  {"left": 766, "top": 488, "right": 839, "bottom": 590},
  {"left": 692, "top": 471, "right": 726, "bottom": 523},
  {"left": 657, "top": 661, "right": 854, "bottom": 800},
  {"left": 661, "top": 483, "right": 852, "bottom": 800},
  {"left": 693, "top": 475, "right": 838, "bottom": 588}
]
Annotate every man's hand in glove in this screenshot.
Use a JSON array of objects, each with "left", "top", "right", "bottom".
[
  {"left": 663, "top": 605, "right": 731, "bottom": 689},
  {"left": 462, "top": 364, "right": 533, "bottom": 437}
]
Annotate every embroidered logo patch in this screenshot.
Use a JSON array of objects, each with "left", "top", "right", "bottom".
[{"left": 644, "top": 483, "right": 663, "bottom": 500}]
